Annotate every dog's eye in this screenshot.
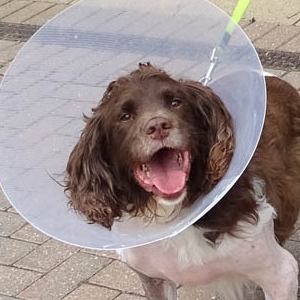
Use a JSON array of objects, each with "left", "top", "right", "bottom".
[
  {"left": 120, "top": 113, "right": 132, "bottom": 121},
  {"left": 171, "top": 98, "right": 182, "bottom": 108}
]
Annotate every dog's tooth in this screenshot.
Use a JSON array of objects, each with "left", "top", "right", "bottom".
[
  {"left": 177, "top": 153, "right": 183, "bottom": 166},
  {"left": 142, "top": 164, "right": 151, "bottom": 178}
]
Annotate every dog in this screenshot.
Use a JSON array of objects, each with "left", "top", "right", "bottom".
[{"left": 65, "top": 63, "right": 300, "bottom": 300}]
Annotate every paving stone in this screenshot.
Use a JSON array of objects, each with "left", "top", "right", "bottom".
[
  {"left": 3, "top": 2, "right": 54, "bottom": 23},
  {"left": 18, "top": 252, "right": 111, "bottom": 300},
  {"left": 286, "top": 219, "right": 300, "bottom": 259},
  {"left": 26, "top": 4, "right": 67, "bottom": 26},
  {"left": 0, "top": 295, "right": 23, "bottom": 300},
  {"left": 278, "top": 33, "right": 300, "bottom": 53},
  {"left": 178, "top": 286, "right": 205, "bottom": 300},
  {"left": 115, "top": 294, "right": 146, "bottom": 300},
  {"left": 0, "top": 40, "right": 18, "bottom": 51},
  {"left": 0, "top": 42, "right": 25, "bottom": 65},
  {"left": 90, "top": 260, "right": 145, "bottom": 295},
  {"left": 0, "top": 236, "right": 37, "bottom": 265},
  {"left": 285, "top": 220, "right": 300, "bottom": 300},
  {"left": 282, "top": 71, "right": 300, "bottom": 90},
  {"left": 11, "top": 223, "right": 50, "bottom": 244},
  {"left": 0, "top": 265, "right": 41, "bottom": 297},
  {"left": 81, "top": 248, "right": 119, "bottom": 260},
  {"left": 62, "top": 284, "right": 120, "bottom": 300},
  {"left": 244, "top": 22, "right": 278, "bottom": 42},
  {"left": 0, "top": 189, "right": 11, "bottom": 211},
  {"left": 0, "top": 1, "right": 32, "bottom": 19},
  {"left": 0, "top": 63, "right": 9, "bottom": 75},
  {"left": 0, "top": 0, "right": 13, "bottom": 7},
  {"left": 0, "top": 211, "right": 26, "bottom": 237},
  {"left": 14, "top": 238, "right": 79, "bottom": 272},
  {"left": 254, "top": 25, "right": 300, "bottom": 50},
  {"left": 36, "top": 0, "right": 74, "bottom": 3}
]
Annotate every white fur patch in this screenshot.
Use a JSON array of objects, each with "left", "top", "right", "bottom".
[
  {"left": 121, "top": 177, "right": 281, "bottom": 300},
  {"left": 164, "top": 177, "right": 276, "bottom": 268},
  {"left": 155, "top": 189, "right": 187, "bottom": 207},
  {"left": 151, "top": 190, "right": 187, "bottom": 223}
]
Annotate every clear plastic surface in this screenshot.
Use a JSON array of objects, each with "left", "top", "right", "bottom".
[{"left": 0, "top": 0, "right": 266, "bottom": 249}]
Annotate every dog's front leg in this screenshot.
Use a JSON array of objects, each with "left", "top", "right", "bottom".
[
  {"left": 248, "top": 246, "right": 298, "bottom": 300},
  {"left": 238, "top": 221, "right": 299, "bottom": 300},
  {"left": 134, "top": 269, "right": 177, "bottom": 300}
]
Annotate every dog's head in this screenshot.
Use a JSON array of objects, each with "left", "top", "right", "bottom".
[{"left": 64, "top": 63, "right": 234, "bottom": 229}]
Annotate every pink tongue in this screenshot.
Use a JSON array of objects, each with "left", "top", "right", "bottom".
[{"left": 148, "top": 150, "right": 186, "bottom": 195}]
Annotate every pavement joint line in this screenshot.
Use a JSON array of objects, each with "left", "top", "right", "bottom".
[
  {"left": 290, "top": 12, "right": 300, "bottom": 25},
  {"left": 0, "top": 262, "right": 43, "bottom": 275},
  {"left": 22, "top": 1, "right": 58, "bottom": 24},
  {"left": 275, "top": 31, "right": 300, "bottom": 50},
  {"left": 0, "top": 0, "right": 34, "bottom": 20},
  {"left": 60, "top": 282, "right": 121, "bottom": 300},
  {"left": 250, "top": 24, "right": 279, "bottom": 43},
  {"left": 15, "top": 270, "right": 43, "bottom": 299},
  {"left": 0, "top": 0, "right": 14, "bottom": 8},
  {"left": 12, "top": 250, "right": 83, "bottom": 298},
  {"left": 4, "top": 231, "right": 43, "bottom": 246},
  {"left": 8, "top": 237, "right": 44, "bottom": 267},
  {"left": 88, "top": 282, "right": 143, "bottom": 298},
  {"left": 0, "top": 0, "right": 10, "bottom": 9}
]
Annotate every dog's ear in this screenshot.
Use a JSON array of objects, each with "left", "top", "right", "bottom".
[
  {"left": 64, "top": 83, "right": 121, "bottom": 230},
  {"left": 183, "top": 81, "right": 235, "bottom": 192}
]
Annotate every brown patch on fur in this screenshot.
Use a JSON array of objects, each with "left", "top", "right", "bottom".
[
  {"left": 197, "top": 77, "right": 300, "bottom": 244},
  {"left": 251, "top": 77, "right": 300, "bottom": 243}
]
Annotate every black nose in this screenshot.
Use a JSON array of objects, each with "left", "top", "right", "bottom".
[{"left": 145, "top": 117, "right": 172, "bottom": 140}]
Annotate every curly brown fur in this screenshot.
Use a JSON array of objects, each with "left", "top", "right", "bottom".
[{"left": 64, "top": 62, "right": 235, "bottom": 229}]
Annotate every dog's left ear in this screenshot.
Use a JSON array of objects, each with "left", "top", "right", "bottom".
[{"left": 183, "top": 81, "right": 235, "bottom": 192}]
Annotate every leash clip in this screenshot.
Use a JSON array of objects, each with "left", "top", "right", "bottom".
[{"left": 200, "top": 46, "right": 222, "bottom": 86}]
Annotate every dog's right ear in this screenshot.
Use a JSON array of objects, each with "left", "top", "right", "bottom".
[
  {"left": 182, "top": 81, "right": 235, "bottom": 193},
  {"left": 64, "top": 82, "right": 122, "bottom": 229}
]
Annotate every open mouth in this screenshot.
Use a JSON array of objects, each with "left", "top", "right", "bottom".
[{"left": 133, "top": 148, "right": 191, "bottom": 200}]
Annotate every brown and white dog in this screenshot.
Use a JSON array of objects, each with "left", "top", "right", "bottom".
[{"left": 65, "top": 63, "right": 300, "bottom": 300}]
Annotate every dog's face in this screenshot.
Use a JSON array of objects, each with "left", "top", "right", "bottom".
[
  {"left": 100, "top": 70, "right": 197, "bottom": 202},
  {"left": 65, "top": 63, "right": 234, "bottom": 229}
]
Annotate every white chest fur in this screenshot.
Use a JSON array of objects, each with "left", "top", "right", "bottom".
[{"left": 120, "top": 198, "right": 275, "bottom": 286}]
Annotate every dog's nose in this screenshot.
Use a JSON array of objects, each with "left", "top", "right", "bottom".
[{"left": 145, "top": 117, "right": 172, "bottom": 140}]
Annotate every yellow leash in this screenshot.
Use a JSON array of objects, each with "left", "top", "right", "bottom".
[{"left": 201, "top": 0, "right": 252, "bottom": 85}]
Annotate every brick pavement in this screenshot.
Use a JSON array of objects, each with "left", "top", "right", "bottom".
[{"left": 0, "top": 0, "right": 299, "bottom": 299}]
